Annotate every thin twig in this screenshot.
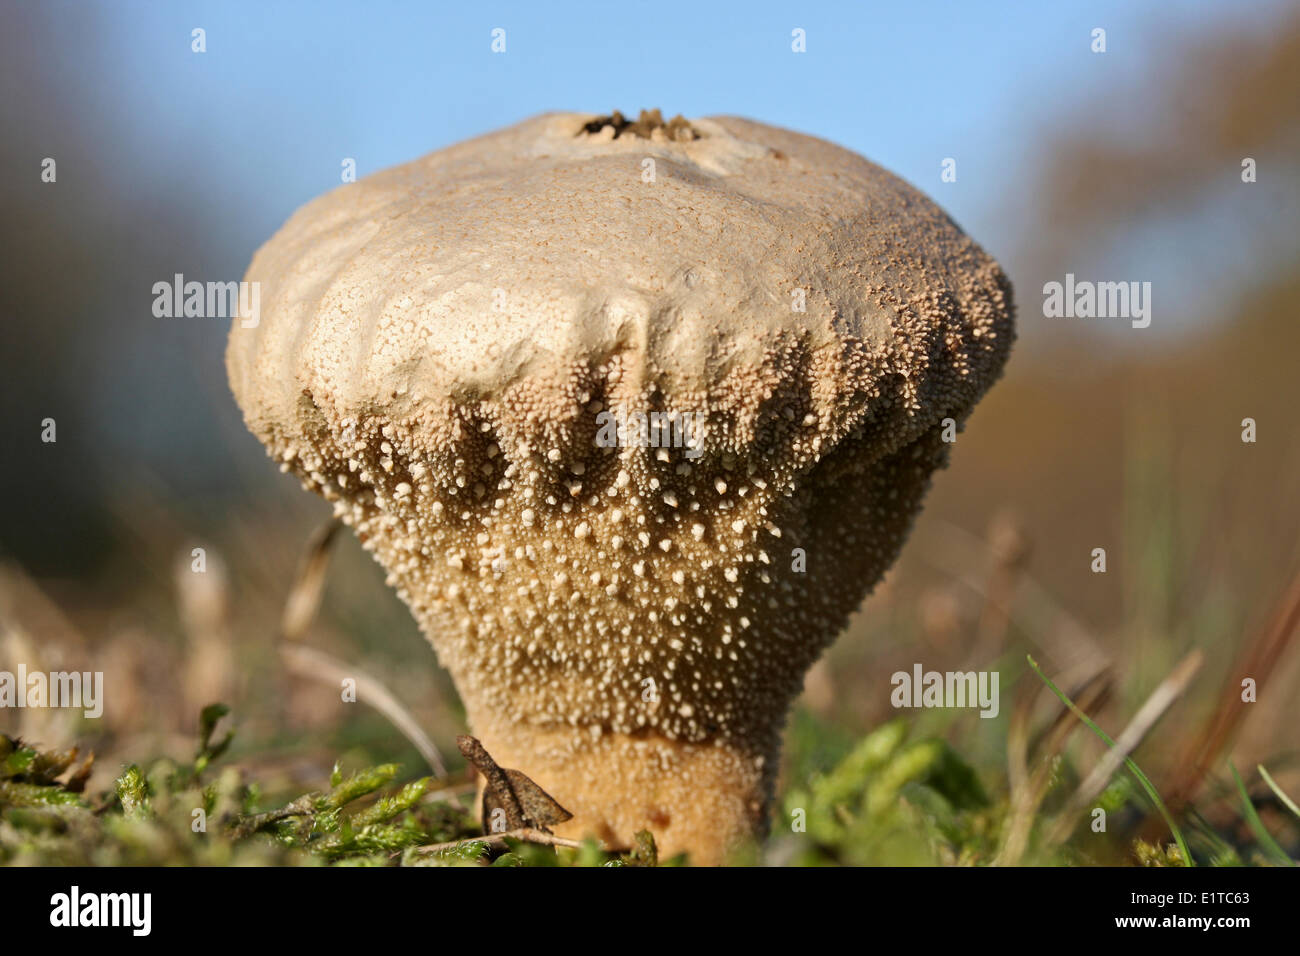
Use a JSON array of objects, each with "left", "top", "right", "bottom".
[
  {"left": 230, "top": 793, "right": 319, "bottom": 839},
  {"left": 280, "top": 644, "right": 453, "bottom": 786},
  {"left": 277, "top": 520, "right": 458, "bottom": 799},
  {"left": 1047, "top": 649, "right": 1203, "bottom": 846},
  {"left": 1028, "top": 655, "right": 1193, "bottom": 866},
  {"left": 1004, "top": 681, "right": 1035, "bottom": 799},
  {"left": 1167, "top": 568, "right": 1300, "bottom": 809},
  {"left": 1258, "top": 764, "right": 1300, "bottom": 820},
  {"left": 281, "top": 521, "right": 341, "bottom": 642},
  {"left": 413, "top": 827, "right": 604, "bottom": 856},
  {"left": 995, "top": 667, "right": 1110, "bottom": 866}
]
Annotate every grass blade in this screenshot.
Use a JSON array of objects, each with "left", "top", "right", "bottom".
[
  {"left": 1229, "top": 762, "right": 1294, "bottom": 865},
  {"left": 1027, "top": 655, "right": 1193, "bottom": 866},
  {"left": 1258, "top": 764, "right": 1300, "bottom": 820}
]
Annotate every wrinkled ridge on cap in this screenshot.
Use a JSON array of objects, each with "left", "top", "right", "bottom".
[{"left": 229, "top": 111, "right": 1013, "bottom": 488}]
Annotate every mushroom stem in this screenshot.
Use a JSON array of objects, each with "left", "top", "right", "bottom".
[{"left": 468, "top": 711, "right": 774, "bottom": 865}]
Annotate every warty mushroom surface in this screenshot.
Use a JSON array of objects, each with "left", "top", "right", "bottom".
[{"left": 226, "top": 110, "right": 1015, "bottom": 863}]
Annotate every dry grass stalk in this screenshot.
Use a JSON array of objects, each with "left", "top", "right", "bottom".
[
  {"left": 1167, "top": 568, "right": 1300, "bottom": 809},
  {"left": 413, "top": 826, "right": 610, "bottom": 856},
  {"left": 279, "top": 643, "right": 452, "bottom": 783},
  {"left": 280, "top": 521, "right": 341, "bottom": 642},
  {"left": 1047, "top": 649, "right": 1203, "bottom": 846},
  {"left": 995, "top": 667, "right": 1111, "bottom": 865}
]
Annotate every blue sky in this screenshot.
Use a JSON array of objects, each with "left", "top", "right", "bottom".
[
  {"left": 7, "top": 0, "right": 1292, "bottom": 548},
  {"left": 85, "top": 0, "right": 1275, "bottom": 265}
]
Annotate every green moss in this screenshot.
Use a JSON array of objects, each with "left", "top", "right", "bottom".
[{"left": 2, "top": 700, "right": 1291, "bottom": 866}]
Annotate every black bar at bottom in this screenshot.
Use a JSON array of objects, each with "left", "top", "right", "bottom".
[{"left": 2, "top": 864, "right": 1286, "bottom": 942}]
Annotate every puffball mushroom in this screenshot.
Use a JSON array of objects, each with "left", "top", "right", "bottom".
[{"left": 226, "top": 109, "right": 1014, "bottom": 864}]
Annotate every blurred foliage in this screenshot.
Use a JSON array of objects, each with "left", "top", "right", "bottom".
[
  {"left": 781, "top": 718, "right": 996, "bottom": 866},
  {"left": 0, "top": 708, "right": 655, "bottom": 867},
  {"left": 776, "top": 709, "right": 1296, "bottom": 868},
  {"left": 2, "top": 703, "right": 1295, "bottom": 866}
]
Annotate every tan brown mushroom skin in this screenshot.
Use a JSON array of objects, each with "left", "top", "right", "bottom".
[{"left": 227, "top": 112, "right": 1014, "bottom": 864}]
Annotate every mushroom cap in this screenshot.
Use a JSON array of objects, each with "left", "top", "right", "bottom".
[
  {"left": 227, "top": 111, "right": 1014, "bottom": 860},
  {"left": 228, "top": 112, "right": 1011, "bottom": 467}
]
